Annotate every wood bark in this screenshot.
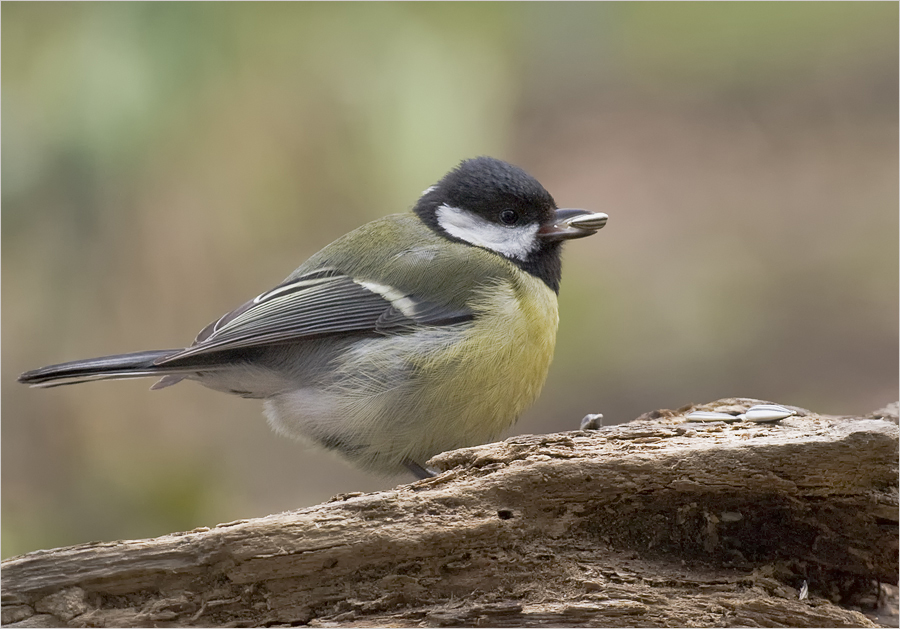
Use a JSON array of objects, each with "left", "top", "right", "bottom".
[{"left": 2, "top": 398, "right": 897, "bottom": 628}]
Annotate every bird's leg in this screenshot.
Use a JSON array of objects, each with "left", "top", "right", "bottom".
[{"left": 404, "top": 460, "right": 437, "bottom": 479}]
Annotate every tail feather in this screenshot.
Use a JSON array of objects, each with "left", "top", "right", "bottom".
[{"left": 18, "top": 350, "right": 186, "bottom": 388}]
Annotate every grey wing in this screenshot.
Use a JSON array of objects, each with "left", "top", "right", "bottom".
[{"left": 155, "top": 268, "right": 473, "bottom": 366}]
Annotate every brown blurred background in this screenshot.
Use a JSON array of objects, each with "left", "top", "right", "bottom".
[{"left": 3, "top": 3, "right": 897, "bottom": 558}]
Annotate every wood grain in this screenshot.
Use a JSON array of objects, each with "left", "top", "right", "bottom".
[{"left": 3, "top": 398, "right": 897, "bottom": 627}]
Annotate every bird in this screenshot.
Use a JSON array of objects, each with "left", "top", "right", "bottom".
[{"left": 19, "top": 156, "right": 608, "bottom": 478}]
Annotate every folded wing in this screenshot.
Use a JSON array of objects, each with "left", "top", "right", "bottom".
[{"left": 156, "top": 269, "right": 473, "bottom": 366}]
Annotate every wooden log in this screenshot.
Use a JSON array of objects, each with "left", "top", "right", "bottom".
[{"left": 2, "top": 398, "right": 897, "bottom": 627}]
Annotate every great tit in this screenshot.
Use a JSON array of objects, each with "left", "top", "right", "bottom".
[{"left": 19, "top": 156, "right": 607, "bottom": 478}]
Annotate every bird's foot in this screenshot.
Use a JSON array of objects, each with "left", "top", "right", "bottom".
[{"left": 404, "top": 460, "right": 437, "bottom": 479}]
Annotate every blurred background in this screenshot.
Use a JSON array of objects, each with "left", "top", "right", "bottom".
[{"left": 3, "top": 3, "right": 897, "bottom": 558}]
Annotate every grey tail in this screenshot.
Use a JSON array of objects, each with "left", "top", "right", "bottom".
[{"left": 18, "top": 350, "right": 187, "bottom": 388}]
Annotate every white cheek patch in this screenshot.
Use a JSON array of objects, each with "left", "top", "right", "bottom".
[{"left": 435, "top": 204, "right": 539, "bottom": 261}]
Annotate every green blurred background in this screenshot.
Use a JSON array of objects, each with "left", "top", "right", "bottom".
[{"left": 3, "top": 3, "right": 897, "bottom": 558}]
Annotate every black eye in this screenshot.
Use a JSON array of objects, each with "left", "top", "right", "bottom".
[{"left": 499, "top": 209, "right": 518, "bottom": 225}]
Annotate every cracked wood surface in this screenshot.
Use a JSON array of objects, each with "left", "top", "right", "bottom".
[{"left": 2, "top": 398, "right": 897, "bottom": 627}]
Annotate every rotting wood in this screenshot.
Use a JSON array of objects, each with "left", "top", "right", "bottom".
[{"left": 2, "top": 398, "right": 897, "bottom": 627}]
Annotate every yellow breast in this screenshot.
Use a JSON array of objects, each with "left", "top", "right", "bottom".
[
  {"left": 406, "top": 269, "right": 560, "bottom": 457},
  {"left": 278, "top": 264, "right": 562, "bottom": 473}
]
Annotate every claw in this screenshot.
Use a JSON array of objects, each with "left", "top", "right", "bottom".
[{"left": 404, "top": 460, "right": 437, "bottom": 479}]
